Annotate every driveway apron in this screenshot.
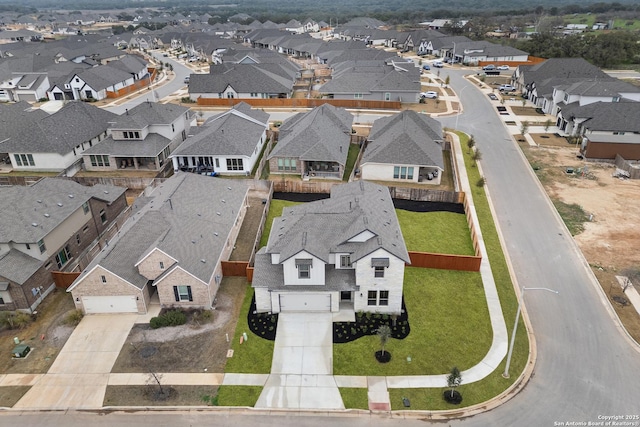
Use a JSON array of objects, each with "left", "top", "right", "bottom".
[
  {"left": 255, "top": 312, "right": 344, "bottom": 409},
  {"left": 14, "top": 314, "right": 137, "bottom": 409}
]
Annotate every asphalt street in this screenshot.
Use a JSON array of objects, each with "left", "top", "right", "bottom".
[{"left": 440, "top": 69, "right": 640, "bottom": 425}]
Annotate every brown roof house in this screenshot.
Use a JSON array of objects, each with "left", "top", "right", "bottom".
[{"left": 67, "top": 173, "right": 250, "bottom": 314}]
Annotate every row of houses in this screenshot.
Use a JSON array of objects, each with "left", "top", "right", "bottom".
[{"left": 513, "top": 58, "right": 640, "bottom": 159}]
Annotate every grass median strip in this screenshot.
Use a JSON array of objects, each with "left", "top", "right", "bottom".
[{"left": 216, "top": 385, "right": 263, "bottom": 407}]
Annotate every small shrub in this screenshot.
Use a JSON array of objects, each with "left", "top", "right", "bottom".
[
  {"left": 163, "top": 310, "right": 186, "bottom": 326},
  {"left": 199, "top": 310, "right": 213, "bottom": 322},
  {"left": 0, "top": 311, "right": 33, "bottom": 330},
  {"left": 476, "top": 177, "right": 486, "bottom": 187},
  {"left": 150, "top": 316, "right": 167, "bottom": 329},
  {"left": 180, "top": 97, "right": 195, "bottom": 103},
  {"left": 64, "top": 309, "right": 84, "bottom": 326}
]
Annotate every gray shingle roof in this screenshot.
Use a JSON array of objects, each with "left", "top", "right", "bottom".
[
  {"left": 111, "top": 101, "right": 189, "bottom": 130},
  {"left": 0, "top": 101, "right": 117, "bottom": 155},
  {"left": 268, "top": 104, "right": 353, "bottom": 164},
  {"left": 189, "top": 62, "right": 298, "bottom": 94},
  {"left": 363, "top": 110, "right": 444, "bottom": 169},
  {"left": 83, "top": 133, "right": 170, "bottom": 157},
  {"left": 0, "top": 249, "right": 43, "bottom": 285},
  {"left": 173, "top": 102, "right": 268, "bottom": 158},
  {"left": 69, "top": 173, "right": 249, "bottom": 290},
  {"left": 264, "top": 180, "right": 409, "bottom": 265},
  {"left": 520, "top": 58, "right": 610, "bottom": 89},
  {"left": 320, "top": 60, "right": 420, "bottom": 95},
  {"left": 0, "top": 178, "right": 125, "bottom": 244},
  {"left": 570, "top": 101, "right": 640, "bottom": 132}
]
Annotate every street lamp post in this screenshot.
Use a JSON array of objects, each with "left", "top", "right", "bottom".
[
  {"left": 503, "top": 286, "right": 559, "bottom": 378},
  {"left": 454, "top": 85, "right": 469, "bottom": 130}
]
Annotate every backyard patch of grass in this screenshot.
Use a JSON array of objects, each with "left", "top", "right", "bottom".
[
  {"left": 339, "top": 388, "right": 369, "bottom": 410},
  {"left": 216, "top": 385, "right": 263, "bottom": 407},
  {"left": 552, "top": 200, "right": 587, "bottom": 236},
  {"left": 333, "top": 267, "right": 491, "bottom": 376},
  {"left": 342, "top": 143, "right": 361, "bottom": 181},
  {"left": 223, "top": 286, "right": 274, "bottom": 374},
  {"left": 258, "top": 199, "right": 300, "bottom": 248},
  {"left": 396, "top": 210, "right": 474, "bottom": 255}
]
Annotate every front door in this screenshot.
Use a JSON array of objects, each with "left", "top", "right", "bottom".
[{"left": 340, "top": 291, "right": 352, "bottom": 301}]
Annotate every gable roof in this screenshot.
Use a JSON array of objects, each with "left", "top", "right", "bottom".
[
  {"left": 363, "top": 110, "right": 444, "bottom": 169},
  {"left": 265, "top": 180, "right": 409, "bottom": 264},
  {"left": 0, "top": 101, "right": 117, "bottom": 155},
  {"left": 570, "top": 101, "right": 640, "bottom": 132},
  {"left": 189, "top": 61, "right": 299, "bottom": 94},
  {"left": 69, "top": 173, "right": 249, "bottom": 291},
  {"left": 320, "top": 59, "right": 420, "bottom": 95},
  {"left": 111, "top": 101, "right": 189, "bottom": 130},
  {"left": 0, "top": 178, "right": 125, "bottom": 244},
  {"left": 519, "top": 58, "right": 610, "bottom": 89},
  {"left": 268, "top": 104, "right": 353, "bottom": 164},
  {"left": 172, "top": 102, "right": 268, "bottom": 158}
]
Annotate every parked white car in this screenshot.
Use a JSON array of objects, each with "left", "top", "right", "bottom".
[
  {"left": 432, "top": 61, "right": 444, "bottom": 68},
  {"left": 499, "top": 84, "right": 515, "bottom": 92},
  {"left": 497, "top": 65, "right": 510, "bottom": 70},
  {"left": 420, "top": 91, "right": 438, "bottom": 99}
]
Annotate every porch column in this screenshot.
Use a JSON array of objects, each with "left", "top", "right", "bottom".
[
  {"left": 133, "top": 157, "right": 139, "bottom": 169},
  {"left": 172, "top": 156, "right": 180, "bottom": 171}
]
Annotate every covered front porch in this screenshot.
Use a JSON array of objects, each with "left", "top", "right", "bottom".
[{"left": 304, "top": 160, "right": 342, "bottom": 180}]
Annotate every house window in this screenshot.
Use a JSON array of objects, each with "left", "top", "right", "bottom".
[
  {"left": 368, "top": 290, "right": 377, "bottom": 306},
  {"left": 159, "top": 261, "right": 164, "bottom": 269},
  {"left": 174, "top": 285, "right": 193, "bottom": 302},
  {"left": 215, "top": 158, "right": 220, "bottom": 168},
  {"left": 76, "top": 234, "right": 81, "bottom": 245},
  {"left": 613, "top": 131, "right": 625, "bottom": 135},
  {"left": 55, "top": 246, "right": 71, "bottom": 269},
  {"left": 14, "top": 154, "right": 35, "bottom": 167},
  {"left": 354, "top": 93, "right": 363, "bottom": 99},
  {"left": 83, "top": 225, "right": 89, "bottom": 233},
  {"left": 45, "top": 262, "right": 52, "bottom": 270},
  {"left": 385, "top": 92, "right": 390, "bottom": 101},
  {"left": 393, "top": 166, "right": 414, "bottom": 180},
  {"left": 226, "top": 158, "right": 244, "bottom": 171},
  {"left": 123, "top": 131, "right": 140, "bottom": 139},
  {"left": 340, "top": 255, "right": 352, "bottom": 268},
  {"left": 374, "top": 266, "right": 385, "bottom": 278},
  {"left": 85, "top": 90, "right": 93, "bottom": 98},
  {"left": 379, "top": 290, "right": 389, "bottom": 306},
  {"left": 101, "top": 275, "right": 107, "bottom": 283},
  {"left": 38, "top": 239, "right": 46, "bottom": 254},
  {"left": 295, "top": 259, "right": 312, "bottom": 279},
  {"left": 26, "top": 243, "right": 31, "bottom": 250},
  {"left": 90, "top": 155, "right": 110, "bottom": 167},
  {"left": 171, "top": 124, "right": 175, "bottom": 132},
  {"left": 100, "top": 209, "right": 107, "bottom": 224},
  {"left": 82, "top": 202, "right": 89, "bottom": 214}
]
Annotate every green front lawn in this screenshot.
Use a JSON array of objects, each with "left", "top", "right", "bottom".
[
  {"left": 396, "top": 210, "right": 475, "bottom": 255},
  {"left": 333, "top": 267, "right": 491, "bottom": 376},
  {"left": 223, "top": 285, "right": 274, "bottom": 374},
  {"left": 216, "top": 385, "right": 263, "bottom": 407},
  {"left": 339, "top": 388, "right": 369, "bottom": 410}
]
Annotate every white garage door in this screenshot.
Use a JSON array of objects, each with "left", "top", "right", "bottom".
[
  {"left": 82, "top": 295, "right": 138, "bottom": 314},
  {"left": 279, "top": 294, "right": 331, "bottom": 312}
]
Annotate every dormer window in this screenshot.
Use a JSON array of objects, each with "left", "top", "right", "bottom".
[
  {"left": 340, "top": 255, "right": 352, "bottom": 268},
  {"left": 123, "top": 131, "right": 140, "bottom": 139},
  {"left": 295, "top": 258, "right": 312, "bottom": 279},
  {"left": 371, "top": 258, "right": 389, "bottom": 278}
]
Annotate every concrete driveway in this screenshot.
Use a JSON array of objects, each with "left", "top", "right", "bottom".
[
  {"left": 255, "top": 312, "right": 344, "bottom": 409},
  {"left": 14, "top": 314, "right": 137, "bottom": 409}
]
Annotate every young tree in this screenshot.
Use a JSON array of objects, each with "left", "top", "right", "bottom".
[
  {"left": 521, "top": 120, "right": 530, "bottom": 136},
  {"left": 466, "top": 135, "right": 476, "bottom": 153},
  {"left": 471, "top": 149, "right": 482, "bottom": 166},
  {"left": 377, "top": 325, "right": 392, "bottom": 356},
  {"left": 445, "top": 75, "right": 451, "bottom": 87},
  {"left": 447, "top": 366, "right": 462, "bottom": 398},
  {"left": 521, "top": 98, "right": 527, "bottom": 107},
  {"left": 544, "top": 119, "right": 552, "bottom": 133}
]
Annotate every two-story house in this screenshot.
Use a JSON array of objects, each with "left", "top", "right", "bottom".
[
  {"left": 0, "top": 178, "right": 127, "bottom": 312},
  {"left": 82, "top": 101, "right": 190, "bottom": 172},
  {"left": 252, "top": 181, "right": 410, "bottom": 315}
]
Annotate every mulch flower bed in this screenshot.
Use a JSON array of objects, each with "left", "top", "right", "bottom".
[{"left": 247, "top": 297, "right": 411, "bottom": 344}]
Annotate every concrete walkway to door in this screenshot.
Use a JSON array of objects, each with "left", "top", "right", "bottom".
[
  {"left": 255, "top": 312, "right": 344, "bottom": 409},
  {"left": 13, "top": 314, "right": 138, "bottom": 409}
]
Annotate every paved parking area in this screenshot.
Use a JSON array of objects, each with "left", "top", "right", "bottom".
[{"left": 14, "top": 314, "right": 137, "bottom": 409}]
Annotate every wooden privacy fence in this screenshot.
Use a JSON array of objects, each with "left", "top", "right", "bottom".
[
  {"left": 196, "top": 97, "right": 401, "bottom": 110},
  {"left": 407, "top": 251, "right": 481, "bottom": 272},
  {"left": 106, "top": 67, "right": 157, "bottom": 99},
  {"left": 52, "top": 271, "right": 81, "bottom": 289},
  {"left": 221, "top": 261, "right": 250, "bottom": 277}
]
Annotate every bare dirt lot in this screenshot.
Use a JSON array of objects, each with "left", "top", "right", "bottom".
[
  {"left": 521, "top": 137, "right": 640, "bottom": 341},
  {"left": 110, "top": 277, "right": 248, "bottom": 374},
  {"left": 0, "top": 289, "right": 76, "bottom": 374}
]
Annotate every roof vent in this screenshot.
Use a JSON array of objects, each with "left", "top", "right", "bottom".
[
  {"left": 191, "top": 239, "right": 196, "bottom": 243},
  {"left": 227, "top": 187, "right": 232, "bottom": 190},
  {"left": 68, "top": 194, "right": 74, "bottom": 198},
  {"left": 214, "top": 232, "right": 219, "bottom": 236},
  {"left": 221, "top": 199, "right": 225, "bottom": 203},
  {"left": 37, "top": 200, "right": 42, "bottom": 203},
  {"left": 104, "top": 190, "right": 109, "bottom": 194},
  {"left": 200, "top": 259, "right": 206, "bottom": 263},
  {"left": 57, "top": 203, "right": 63, "bottom": 207},
  {"left": 44, "top": 213, "right": 50, "bottom": 218},
  {"left": 31, "top": 222, "right": 38, "bottom": 227},
  {"left": 216, "top": 212, "right": 221, "bottom": 216}
]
